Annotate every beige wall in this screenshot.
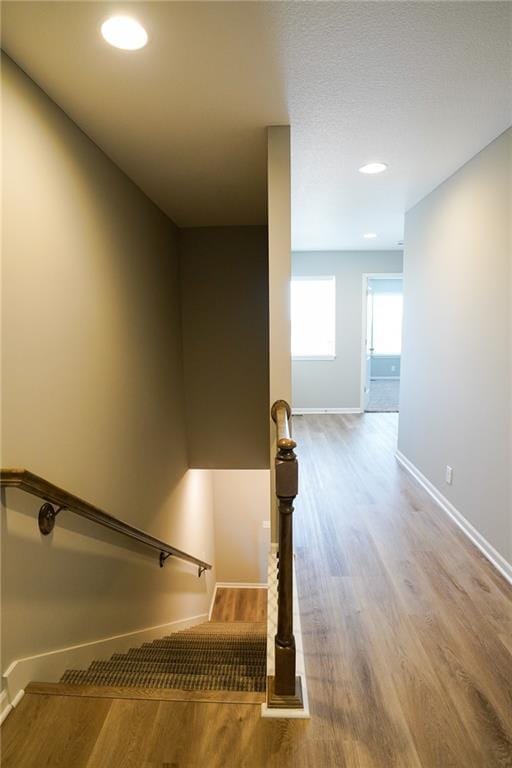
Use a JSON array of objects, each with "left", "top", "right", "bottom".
[
  {"left": 212, "top": 470, "right": 270, "bottom": 584},
  {"left": 268, "top": 127, "right": 292, "bottom": 411},
  {"left": 179, "top": 226, "right": 269, "bottom": 469},
  {"left": 267, "top": 127, "right": 292, "bottom": 539},
  {"left": 398, "top": 128, "right": 512, "bottom": 566},
  {"left": 1, "top": 55, "right": 216, "bottom": 676},
  {"left": 292, "top": 251, "right": 403, "bottom": 410}
]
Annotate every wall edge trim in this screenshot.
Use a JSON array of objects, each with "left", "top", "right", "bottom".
[
  {"left": 0, "top": 689, "right": 13, "bottom": 725},
  {"left": 396, "top": 450, "right": 512, "bottom": 586}
]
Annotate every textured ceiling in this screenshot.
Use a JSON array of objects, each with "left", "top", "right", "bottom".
[{"left": 2, "top": 2, "right": 511, "bottom": 251}]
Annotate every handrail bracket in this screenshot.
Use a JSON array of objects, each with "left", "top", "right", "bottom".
[
  {"left": 38, "top": 503, "right": 66, "bottom": 535},
  {"left": 160, "top": 554, "right": 207, "bottom": 578}
]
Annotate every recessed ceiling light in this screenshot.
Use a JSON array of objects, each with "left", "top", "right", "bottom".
[
  {"left": 358, "top": 162, "right": 388, "bottom": 175},
  {"left": 363, "top": 233, "right": 378, "bottom": 239},
  {"left": 101, "top": 16, "right": 148, "bottom": 50}
]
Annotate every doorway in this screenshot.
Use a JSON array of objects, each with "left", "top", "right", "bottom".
[{"left": 361, "top": 274, "right": 403, "bottom": 412}]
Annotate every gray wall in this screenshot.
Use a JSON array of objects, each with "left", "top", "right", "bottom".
[
  {"left": 1, "top": 55, "right": 216, "bottom": 674},
  {"left": 398, "top": 127, "right": 511, "bottom": 566},
  {"left": 292, "top": 251, "right": 403, "bottom": 410},
  {"left": 371, "top": 356, "right": 401, "bottom": 379},
  {"left": 179, "top": 226, "right": 269, "bottom": 468},
  {"left": 368, "top": 278, "right": 403, "bottom": 294}
]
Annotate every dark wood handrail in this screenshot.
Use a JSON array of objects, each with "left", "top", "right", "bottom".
[
  {"left": 271, "top": 399, "right": 296, "bottom": 452},
  {"left": 267, "top": 400, "right": 303, "bottom": 708},
  {"left": 0, "top": 468, "right": 212, "bottom": 576}
]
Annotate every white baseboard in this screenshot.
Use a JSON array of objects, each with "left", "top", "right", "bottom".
[
  {"left": 396, "top": 450, "right": 512, "bottom": 586},
  {"left": 0, "top": 689, "right": 15, "bottom": 725},
  {"left": 1, "top": 612, "right": 207, "bottom": 716},
  {"left": 292, "top": 407, "right": 362, "bottom": 415},
  {"left": 0, "top": 687, "right": 24, "bottom": 724}
]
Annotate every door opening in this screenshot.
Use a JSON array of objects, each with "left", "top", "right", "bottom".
[{"left": 361, "top": 274, "right": 403, "bottom": 413}]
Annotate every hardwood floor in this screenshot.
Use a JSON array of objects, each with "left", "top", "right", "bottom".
[
  {"left": 3, "top": 414, "right": 512, "bottom": 767},
  {"left": 211, "top": 587, "right": 267, "bottom": 622}
]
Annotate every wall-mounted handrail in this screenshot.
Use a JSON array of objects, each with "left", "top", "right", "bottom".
[
  {"left": 0, "top": 468, "right": 211, "bottom": 576},
  {"left": 267, "top": 400, "right": 303, "bottom": 708}
]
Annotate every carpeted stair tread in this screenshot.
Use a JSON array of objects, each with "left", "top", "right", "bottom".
[
  {"left": 180, "top": 622, "right": 265, "bottom": 631},
  {"left": 133, "top": 643, "right": 265, "bottom": 654},
  {"left": 60, "top": 670, "right": 265, "bottom": 691},
  {"left": 115, "top": 644, "right": 264, "bottom": 656},
  {"left": 107, "top": 654, "right": 265, "bottom": 665},
  {"left": 88, "top": 660, "right": 265, "bottom": 675},
  {"left": 144, "top": 635, "right": 266, "bottom": 644},
  {"left": 59, "top": 621, "right": 266, "bottom": 693}
]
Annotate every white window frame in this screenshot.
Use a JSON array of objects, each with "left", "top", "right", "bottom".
[{"left": 291, "top": 275, "right": 336, "bottom": 361}]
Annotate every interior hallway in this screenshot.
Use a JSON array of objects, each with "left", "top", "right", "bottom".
[
  {"left": 3, "top": 414, "right": 512, "bottom": 767},
  {"left": 365, "top": 379, "right": 400, "bottom": 412}
]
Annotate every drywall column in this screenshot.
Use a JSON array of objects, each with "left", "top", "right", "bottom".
[
  {"left": 267, "top": 126, "right": 292, "bottom": 540},
  {"left": 398, "top": 127, "right": 511, "bottom": 570}
]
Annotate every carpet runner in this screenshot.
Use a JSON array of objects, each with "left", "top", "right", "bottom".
[{"left": 60, "top": 622, "right": 267, "bottom": 693}]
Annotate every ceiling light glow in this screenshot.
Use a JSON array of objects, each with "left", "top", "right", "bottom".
[
  {"left": 358, "top": 162, "right": 388, "bottom": 175},
  {"left": 363, "top": 233, "right": 378, "bottom": 239},
  {"left": 101, "top": 16, "right": 148, "bottom": 50}
]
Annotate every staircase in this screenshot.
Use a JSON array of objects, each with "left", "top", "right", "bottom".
[{"left": 59, "top": 621, "right": 267, "bottom": 694}]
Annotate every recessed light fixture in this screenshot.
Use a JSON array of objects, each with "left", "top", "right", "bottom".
[
  {"left": 101, "top": 16, "right": 148, "bottom": 50},
  {"left": 358, "top": 162, "right": 388, "bottom": 175},
  {"left": 363, "top": 233, "right": 378, "bottom": 239}
]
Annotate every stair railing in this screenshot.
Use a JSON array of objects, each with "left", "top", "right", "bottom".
[
  {"left": 268, "top": 400, "right": 303, "bottom": 708},
  {"left": 0, "top": 468, "right": 211, "bottom": 576}
]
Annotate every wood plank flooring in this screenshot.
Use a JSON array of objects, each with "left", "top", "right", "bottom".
[
  {"left": 3, "top": 414, "right": 512, "bottom": 767},
  {"left": 24, "top": 682, "right": 265, "bottom": 705},
  {"left": 211, "top": 587, "right": 267, "bottom": 622}
]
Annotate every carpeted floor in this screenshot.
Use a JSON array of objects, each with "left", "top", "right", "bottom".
[
  {"left": 366, "top": 378, "right": 400, "bottom": 412},
  {"left": 60, "top": 622, "right": 267, "bottom": 692}
]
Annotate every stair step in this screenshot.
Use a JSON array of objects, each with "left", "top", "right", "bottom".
[
  {"left": 147, "top": 638, "right": 266, "bottom": 648},
  {"left": 59, "top": 621, "right": 267, "bottom": 694},
  {"left": 138, "top": 645, "right": 264, "bottom": 655},
  {"left": 89, "top": 660, "right": 265, "bottom": 675},
  {"left": 26, "top": 682, "right": 265, "bottom": 704},
  {"left": 116, "top": 648, "right": 265, "bottom": 662},
  {"left": 180, "top": 622, "right": 265, "bottom": 632},
  {"left": 61, "top": 669, "right": 265, "bottom": 691}
]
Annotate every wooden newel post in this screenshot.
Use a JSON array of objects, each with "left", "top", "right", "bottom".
[{"left": 268, "top": 400, "right": 304, "bottom": 708}]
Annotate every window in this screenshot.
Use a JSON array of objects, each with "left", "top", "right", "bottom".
[
  {"left": 372, "top": 293, "right": 403, "bottom": 355},
  {"left": 291, "top": 276, "right": 336, "bottom": 359}
]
